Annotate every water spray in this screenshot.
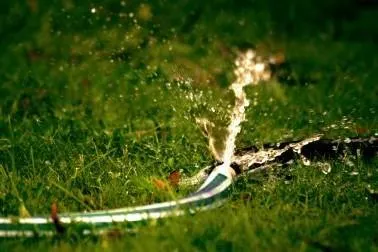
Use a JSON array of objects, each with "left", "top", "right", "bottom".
[{"left": 199, "top": 49, "right": 270, "bottom": 189}]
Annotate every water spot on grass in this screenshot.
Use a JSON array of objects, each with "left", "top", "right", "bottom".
[
  {"left": 349, "top": 171, "right": 359, "bottom": 176},
  {"left": 302, "top": 158, "right": 311, "bottom": 166},
  {"left": 314, "top": 162, "right": 332, "bottom": 174},
  {"left": 345, "top": 160, "right": 355, "bottom": 167}
]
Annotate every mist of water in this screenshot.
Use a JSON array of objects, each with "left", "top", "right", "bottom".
[
  {"left": 199, "top": 50, "right": 271, "bottom": 183},
  {"left": 221, "top": 50, "right": 270, "bottom": 168}
]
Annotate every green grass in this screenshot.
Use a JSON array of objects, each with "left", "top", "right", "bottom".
[{"left": 1, "top": 0, "right": 378, "bottom": 251}]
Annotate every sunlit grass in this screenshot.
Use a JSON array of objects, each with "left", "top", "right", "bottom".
[{"left": 0, "top": 0, "right": 378, "bottom": 251}]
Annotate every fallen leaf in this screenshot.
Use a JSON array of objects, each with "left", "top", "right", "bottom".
[
  {"left": 168, "top": 170, "right": 181, "bottom": 187},
  {"left": 51, "top": 202, "right": 65, "bottom": 234},
  {"left": 51, "top": 202, "right": 58, "bottom": 221},
  {"left": 152, "top": 178, "right": 169, "bottom": 190},
  {"left": 356, "top": 126, "right": 369, "bottom": 135}
]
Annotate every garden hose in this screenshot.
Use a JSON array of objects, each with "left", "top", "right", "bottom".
[{"left": 0, "top": 136, "right": 376, "bottom": 238}]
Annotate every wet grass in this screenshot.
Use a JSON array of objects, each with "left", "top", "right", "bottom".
[{"left": 1, "top": 0, "right": 378, "bottom": 251}]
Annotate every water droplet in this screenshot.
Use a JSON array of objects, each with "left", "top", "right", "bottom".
[
  {"left": 345, "top": 160, "right": 354, "bottom": 167},
  {"left": 316, "top": 162, "right": 331, "bottom": 174},
  {"left": 302, "top": 158, "right": 311, "bottom": 166}
]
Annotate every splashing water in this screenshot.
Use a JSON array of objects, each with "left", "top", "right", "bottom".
[
  {"left": 199, "top": 49, "right": 271, "bottom": 186},
  {"left": 222, "top": 50, "right": 270, "bottom": 168}
]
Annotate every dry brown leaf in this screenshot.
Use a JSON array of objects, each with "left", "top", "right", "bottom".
[
  {"left": 152, "top": 178, "right": 169, "bottom": 191},
  {"left": 168, "top": 170, "right": 181, "bottom": 187}
]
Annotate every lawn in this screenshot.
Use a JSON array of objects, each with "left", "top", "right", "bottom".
[{"left": 0, "top": 0, "right": 378, "bottom": 251}]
